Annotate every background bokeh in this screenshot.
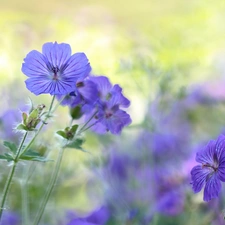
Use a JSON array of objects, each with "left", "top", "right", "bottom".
[{"left": 1, "top": 0, "right": 225, "bottom": 225}]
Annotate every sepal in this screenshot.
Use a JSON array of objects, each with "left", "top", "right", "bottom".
[
  {"left": 17, "top": 104, "right": 46, "bottom": 131},
  {"left": 56, "top": 124, "right": 79, "bottom": 140}
]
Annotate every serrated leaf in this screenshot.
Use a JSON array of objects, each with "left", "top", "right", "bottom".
[
  {"left": 65, "top": 138, "right": 84, "bottom": 150},
  {"left": 0, "top": 154, "right": 14, "bottom": 162},
  {"left": 19, "top": 149, "right": 51, "bottom": 162},
  {"left": 3, "top": 141, "right": 17, "bottom": 154}
]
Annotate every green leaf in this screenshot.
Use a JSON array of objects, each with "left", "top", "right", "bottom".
[
  {"left": 65, "top": 138, "right": 84, "bottom": 150},
  {"left": 56, "top": 130, "right": 67, "bottom": 139},
  {"left": 19, "top": 149, "right": 51, "bottom": 162},
  {"left": 3, "top": 141, "right": 17, "bottom": 154},
  {"left": 16, "top": 123, "right": 29, "bottom": 131},
  {"left": 19, "top": 155, "right": 50, "bottom": 162},
  {"left": 71, "top": 124, "right": 79, "bottom": 134},
  {"left": 0, "top": 153, "right": 14, "bottom": 162}
]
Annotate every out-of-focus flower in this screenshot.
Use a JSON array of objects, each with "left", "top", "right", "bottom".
[
  {"left": 191, "top": 134, "right": 225, "bottom": 201},
  {"left": 87, "top": 76, "right": 131, "bottom": 134},
  {"left": 22, "top": 42, "right": 91, "bottom": 95},
  {"left": 0, "top": 109, "right": 22, "bottom": 143},
  {"left": 1, "top": 211, "right": 20, "bottom": 225},
  {"left": 67, "top": 206, "right": 110, "bottom": 225}
]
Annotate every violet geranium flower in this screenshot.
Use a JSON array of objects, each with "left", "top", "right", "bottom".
[
  {"left": 191, "top": 134, "right": 225, "bottom": 201},
  {"left": 87, "top": 76, "right": 131, "bottom": 135},
  {"left": 22, "top": 42, "right": 91, "bottom": 95}
]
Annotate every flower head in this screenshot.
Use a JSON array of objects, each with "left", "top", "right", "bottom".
[
  {"left": 22, "top": 42, "right": 91, "bottom": 95},
  {"left": 191, "top": 134, "right": 225, "bottom": 201},
  {"left": 87, "top": 76, "right": 131, "bottom": 135}
]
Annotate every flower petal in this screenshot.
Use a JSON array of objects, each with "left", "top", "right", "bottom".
[
  {"left": 62, "top": 53, "right": 91, "bottom": 79},
  {"left": 215, "top": 134, "right": 225, "bottom": 159},
  {"left": 25, "top": 77, "right": 76, "bottom": 95},
  {"left": 111, "top": 84, "right": 130, "bottom": 108},
  {"left": 190, "top": 165, "right": 211, "bottom": 193},
  {"left": 77, "top": 80, "right": 98, "bottom": 103},
  {"left": 203, "top": 174, "right": 221, "bottom": 201},
  {"left": 90, "top": 76, "right": 112, "bottom": 99},
  {"left": 42, "top": 42, "right": 72, "bottom": 68},
  {"left": 103, "top": 109, "right": 132, "bottom": 135},
  {"left": 22, "top": 50, "right": 49, "bottom": 77},
  {"left": 196, "top": 140, "right": 215, "bottom": 165}
]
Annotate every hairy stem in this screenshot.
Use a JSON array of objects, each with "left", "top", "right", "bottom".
[
  {"left": 0, "top": 131, "right": 28, "bottom": 221},
  {"left": 33, "top": 147, "right": 65, "bottom": 225}
]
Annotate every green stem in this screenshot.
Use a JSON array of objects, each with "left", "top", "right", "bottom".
[
  {"left": 33, "top": 147, "right": 65, "bottom": 225},
  {"left": 78, "top": 121, "right": 98, "bottom": 134},
  {"left": 21, "top": 165, "right": 30, "bottom": 225},
  {"left": 0, "top": 95, "right": 56, "bottom": 223},
  {"left": 0, "top": 131, "right": 28, "bottom": 221},
  {"left": 78, "top": 110, "right": 98, "bottom": 134}
]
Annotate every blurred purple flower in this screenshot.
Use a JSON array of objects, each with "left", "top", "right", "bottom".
[
  {"left": 86, "top": 76, "right": 131, "bottom": 134},
  {"left": 67, "top": 206, "right": 110, "bottom": 225},
  {"left": 22, "top": 42, "right": 91, "bottom": 95},
  {"left": 0, "top": 109, "right": 22, "bottom": 143},
  {"left": 153, "top": 168, "right": 185, "bottom": 215},
  {"left": 191, "top": 134, "right": 225, "bottom": 201},
  {"left": 1, "top": 211, "right": 20, "bottom": 225}
]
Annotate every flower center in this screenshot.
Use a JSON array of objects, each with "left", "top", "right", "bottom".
[
  {"left": 52, "top": 67, "right": 60, "bottom": 80},
  {"left": 105, "top": 110, "right": 113, "bottom": 118},
  {"left": 202, "top": 163, "right": 218, "bottom": 172}
]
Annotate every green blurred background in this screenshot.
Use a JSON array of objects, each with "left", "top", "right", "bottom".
[{"left": 1, "top": 0, "right": 225, "bottom": 123}]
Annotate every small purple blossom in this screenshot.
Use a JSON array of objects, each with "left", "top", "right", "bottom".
[
  {"left": 22, "top": 42, "right": 91, "bottom": 95},
  {"left": 191, "top": 134, "right": 225, "bottom": 201},
  {"left": 67, "top": 206, "right": 110, "bottom": 225},
  {"left": 1, "top": 211, "right": 20, "bottom": 225},
  {"left": 87, "top": 76, "right": 131, "bottom": 135}
]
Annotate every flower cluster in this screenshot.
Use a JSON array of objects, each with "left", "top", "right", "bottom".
[{"left": 22, "top": 42, "right": 131, "bottom": 135}]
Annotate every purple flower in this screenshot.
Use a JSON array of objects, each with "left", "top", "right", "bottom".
[
  {"left": 87, "top": 76, "right": 131, "bottom": 134},
  {"left": 191, "top": 134, "right": 225, "bottom": 201},
  {"left": 67, "top": 206, "right": 110, "bottom": 225},
  {"left": 1, "top": 211, "right": 20, "bottom": 225},
  {"left": 22, "top": 42, "right": 91, "bottom": 95}
]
